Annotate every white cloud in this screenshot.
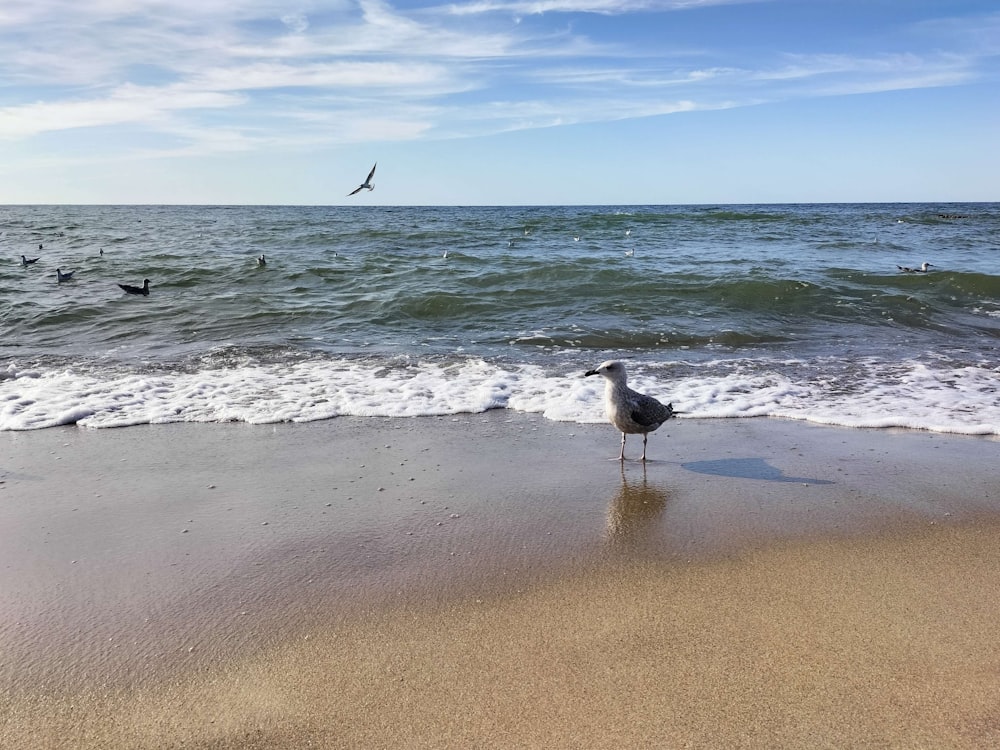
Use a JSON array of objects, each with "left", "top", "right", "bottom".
[
  {"left": 0, "top": 84, "right": 243, "bottom": 139},
  {"left": 281, "top": 13, "right": 310, "bottom": 33},
  {"left": 0, "top": 0, "right": 993, "bottom": 164},
  {"left": 440, "top": 0, "right": 758, "bottom": 16}
]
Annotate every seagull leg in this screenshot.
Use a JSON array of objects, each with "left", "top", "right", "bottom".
[
  {"left": 641, "top": 434, "right": 648, "bottom": 462},
  {"left": 618, "top": 432, "right": 627, "bottom": 461}
]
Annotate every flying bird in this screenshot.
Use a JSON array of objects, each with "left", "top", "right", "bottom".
[
  {"left": 118, "top": 278, "right": 150, "bottom": 295},
  {"left": 56, "top": 268, "right": 74, "bottom": 283},
  {"left": 585, "top": 360, "right": 676, "bottom": 462},
  {"left": 21, "top": 255, "right": 40, "bottom": 266},
  {"left": 897, "top": 262, "right": 934, "bottom": 273},
  {"left": 348, "top": 163, "right": 377, "bottom": 196}
]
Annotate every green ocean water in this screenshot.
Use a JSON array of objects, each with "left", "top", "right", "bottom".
[{"left": 2, "top": 203, "right": 999, "bottom": 432}]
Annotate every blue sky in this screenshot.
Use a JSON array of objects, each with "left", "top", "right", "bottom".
[{"left": 1, "top": 0, "right": 997, "bottom": 204}]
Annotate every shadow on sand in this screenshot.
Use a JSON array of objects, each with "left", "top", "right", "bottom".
[{"left": 681, "top": 457, "right": 833, "bottom": 485}]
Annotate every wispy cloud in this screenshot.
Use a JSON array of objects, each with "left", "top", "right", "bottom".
[
  {"left": 0, "top": 0, "right": 994, "bottom": 165},
  {"left": 440, "top": 0, "right": 759, "bottom": 16}
]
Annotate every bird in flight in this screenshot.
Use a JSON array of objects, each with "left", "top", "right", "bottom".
[{"left": 348, "top": 163, "right": 377, "bottom": 196}]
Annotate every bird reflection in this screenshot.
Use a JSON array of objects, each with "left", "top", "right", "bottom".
[{"left": 605, "top": 465, "right": 671, "bottom": 551}]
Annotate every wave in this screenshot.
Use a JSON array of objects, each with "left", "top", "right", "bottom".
[{"left": 3, "top": 352, "right": 998, "bottom": 436}]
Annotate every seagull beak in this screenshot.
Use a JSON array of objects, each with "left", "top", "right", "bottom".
[{"left": 584, "top": 369, "right": 598, "bottom": 377}]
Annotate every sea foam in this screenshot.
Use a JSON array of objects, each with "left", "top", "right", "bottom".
[{"left": 2, "top": 356, "right": 998, "bottom": 435}]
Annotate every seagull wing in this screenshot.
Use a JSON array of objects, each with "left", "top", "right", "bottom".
[
  {"left": 631, "top": 395, "right": 673, "bottom": 427},
  {"left": 365, "top": 163, "right": 377, "bottom": 183},
  {"left": 347, "top": 185, "right": 364, "bottom": 196}
]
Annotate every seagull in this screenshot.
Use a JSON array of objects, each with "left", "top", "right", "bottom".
[
  {"left": 257, "top": 254, "right": 266, "bottom": 267},
  {"left": 585, "top": 360, "right": 676, "bottom": 462},
  {"left": 118, "top": 278, "right": 150, "bottom": 295},
  {"left": 625, "top": 229, "right": 631, "bottom": 237},
  {"left": 347, "top": 163, "right": 377, "bottom": 196},
  {"left": 56, "top": 268, "right": 74, "bottom": 283},
  {"left": 21, "top": 255, "right": 40, "bottom": 266},
  {"left": 624, "top": 248, "right": 635, "bottom": 257},
  {"left": 897, "top": 262, "right": 934, "bottom": 273}
]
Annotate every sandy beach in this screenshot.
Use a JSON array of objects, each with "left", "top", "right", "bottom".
[{"left": 2, "top": 413, "right": 1000, "bottom": 748}]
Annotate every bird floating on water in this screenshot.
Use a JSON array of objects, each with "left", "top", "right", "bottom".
[
  {"left": 897, "top": 262, "right": 934, "bottom": 273},
  {"left": 585, "top": 360, "right": 676, "bottom": 462},
  {"left": 118, "top": 278, "right": 150, "bottom": 295},
  {"left": 257, "top": 254, "right": 266, "bottom": 267},
  {"left": 21, "top": 255, "right": 40, "bottom": 266},
  {"left": 56, "top": 268, "right": 74, "bottom": 283},
  {"left": 624, "top": 248, "right": 635, "bottom": 257},
  {"left": 348, "top": 163, "right": 376, "bottom": 196}
]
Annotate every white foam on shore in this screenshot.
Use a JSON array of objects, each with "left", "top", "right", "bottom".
[{"left": 1, "top": 357, "right": 998, "bottom": 435}]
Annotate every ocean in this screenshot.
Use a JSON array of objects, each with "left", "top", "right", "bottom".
[{"left": 2, "top": 203, "right": 998, "bottom": 434}]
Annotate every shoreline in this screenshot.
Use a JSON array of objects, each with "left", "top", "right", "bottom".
[{"left": 2, "top": 413, "right": 999, "bottom": 747}]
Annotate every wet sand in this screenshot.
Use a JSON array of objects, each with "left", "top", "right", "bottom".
[{"left": 2, "top": 413, "right": 999, "bottom": 748}]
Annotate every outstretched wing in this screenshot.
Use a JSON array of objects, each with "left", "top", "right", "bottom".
[
  {"left": 347, "top": 185, "right": 363, "bottom": 196},
  {"left": 365, "top": 163, "right": 377, "bottom": 182}
]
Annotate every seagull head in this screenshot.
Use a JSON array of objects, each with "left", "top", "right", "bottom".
[{"left": 585, "top": 360, "right": 628, "bottom": 384}]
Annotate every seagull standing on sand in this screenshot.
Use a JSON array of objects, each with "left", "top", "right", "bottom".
[
  {"left": 21, "top": 254, "right": 40, "bottom": 266},
  {"left": 56, "top": 268, "right": 74, "bottom": 283},
  {"left": 348, "top": 163, "right": 376, "bottom": 196},
  {"left": 897, "top": 262, "right": 934, "bottom": 273},
  {"left": 585, "top": 360, "right": 676, "bottom": 462},
  {"left": 118, "top": 279, "right": 150, "bottom": 295}
]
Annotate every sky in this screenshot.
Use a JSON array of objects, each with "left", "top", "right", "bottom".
[{"left": 0, "top": 0, "right": 998, "bottom": 205}]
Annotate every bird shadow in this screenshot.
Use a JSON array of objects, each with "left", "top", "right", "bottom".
[{"left": 680, "top": 457, "right": 834, "bottom": 485}]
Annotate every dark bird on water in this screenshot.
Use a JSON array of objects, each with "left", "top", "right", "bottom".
[
  {"left": 257, "top": 254, "right": 266, "bottom": 267},
  {"left": 21, "top": 254, "right": 40, "bottom": 266},
  {"left": 348, "top": 163, "right": 377, "bottom": 196},
  {"left": 118, "top": 279, "right": 150, "bottom": 295},
  {"left": 56, "top": 268, "right": 74, "bottom": 283},
  {"left": 585, "top": 360, "right": 676, "bottom": 462},
  {"left": 897, "top": 262, "right": 934, "bottom": 273}
]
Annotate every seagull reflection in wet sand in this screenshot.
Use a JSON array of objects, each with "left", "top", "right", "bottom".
[{"left": 606, "top": 465, "right": 671, "bottom": 550}]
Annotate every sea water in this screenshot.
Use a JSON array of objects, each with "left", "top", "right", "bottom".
[{"left": 2, "top": 203, "right": 998, "bottom": 434}]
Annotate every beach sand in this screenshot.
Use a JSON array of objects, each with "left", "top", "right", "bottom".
[{"left": 2, "top": 413, "right": 999, "bottom": 748}]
